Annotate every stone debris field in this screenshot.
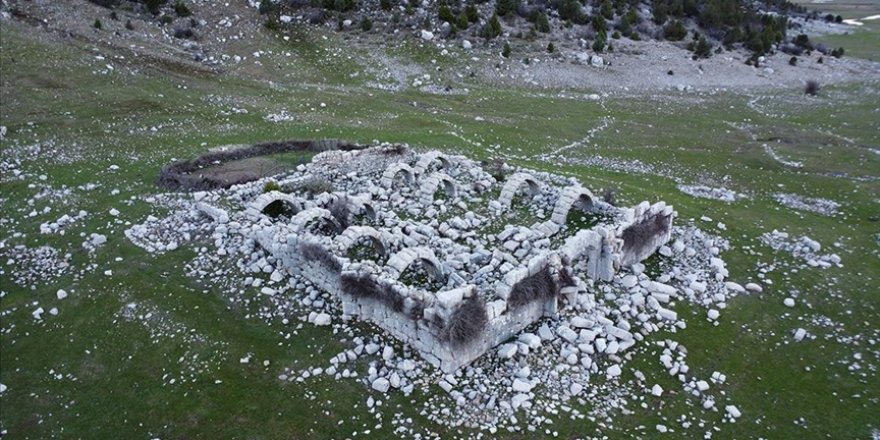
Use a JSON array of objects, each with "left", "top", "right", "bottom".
[{"left": 117, "top": 144, "right": 774, "bottom": 435}]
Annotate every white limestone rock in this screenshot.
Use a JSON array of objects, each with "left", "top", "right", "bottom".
[
  {"left": 313, "top": 313, "right": 332, "bottom": 326},
  {"left": 371, "top": 377, "right": 391, "bottom": 393}
]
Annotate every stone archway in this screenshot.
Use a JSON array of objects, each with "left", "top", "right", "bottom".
[
  {"left": 497, "top": 173, "right": 541, "bottom": 209},
  {"left": 418, "top": 173, "right": 457, "bottom": 205}
]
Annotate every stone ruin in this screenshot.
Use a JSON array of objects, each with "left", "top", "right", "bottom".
[{"left": 185, "top": 145, "right": 675, "bottom": 372}]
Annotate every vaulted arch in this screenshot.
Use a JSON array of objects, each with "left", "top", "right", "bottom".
[
  {"left": 385, "top": 247, "right": 444, "bottom": 282},
  {"left": 497, "top": 173, "right": 541, "bottom": 209},
  {"left": 418, "top": 172, "right": 457, "bottom": 205},
  {"left": 380, "top": 162, "right": 415, "bottom": 187},
  {"left": 550, "top": 186, "right": 599, "bottom": 226},
  {"left": 413, "top": 151, "right": 451, "bottom": 175},
  {"left": 334, "top": 225, "right": 388, "bottom": 259}
]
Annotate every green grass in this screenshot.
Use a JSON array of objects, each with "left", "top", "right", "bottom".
[{"left": 1, "top": 17, "right": 879, "bottom": 440}]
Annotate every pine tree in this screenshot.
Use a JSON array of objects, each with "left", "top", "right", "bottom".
[
  {"left": 535, "top": 12, "right": 550, "bottom": 33},
  {"left": 502, "top": 41, "right": 511, "bottom": 57},
  {"left": 439, "top": 4, "right": 455, "bottom": 23}
]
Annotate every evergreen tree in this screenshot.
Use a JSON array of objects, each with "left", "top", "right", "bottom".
[
  {"left": 466, "top": 2, "right": 479, "bottom": 22},
  {"left": 663, "top": 20, "right": 687, "bottom": 40},
  {"left": 502, "top": 41, "right": 511, "bottom": 57},
  {"left": 693, "top": 36, "right": 712, "bottom": 58},
  {"left": 535, "top": 12, "right": 550, "bottom": 33},
  {"left": 439, "top": 4, "right": 455, "bottom": 23}
]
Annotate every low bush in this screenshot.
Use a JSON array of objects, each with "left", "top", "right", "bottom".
[
  {"left": 508, "top": 267, "right": 558, "bottom": 309},
  {"left": 805, "top": 80, "right": 820, "bottom": 96},
  {"left": 299, "top": 242, "right": 341, "bottom": 273},
  {"left": 620, "top": 213, "right": 671, "bottom": 258},
  {"left": 340, "top": 273, "right": 405, "bottom": 313},
  {"left": 440, "top": 296, "right": 488, "bottom": 346},
  {"left": 173, "top": 1, "right": 191, "bottom": 17},
  {"left": 301, "top": 177, "right": 334, "bottom": 196},
  {"left": 328, "top": 197, "right": 351, "bottom": 231}
]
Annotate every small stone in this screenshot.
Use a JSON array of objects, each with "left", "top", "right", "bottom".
[
  {"left": 56, "top": 289, "right": 68, "bottom": 300},
  {"left": 783, "top": 298, "right": 796, "bottom": 308},
  {"left": 497, "top": 343, "right": 518, "bottom": 359},
  {"left": 725, "top": 405, "right": 742, "bottom": 419},
  {"left": 651, "top": 384, "right": 664, "bottom": 397},
  {"left": 371, "top": 377, "right": 390, "bottom": 393},
  {"left": 313, "top": 313, "right": 331, "bottom": 326},
  {"left": 512, "top": 378, "right": 532, "bottom": 393},
  {"left": 606, "top": 364, "right": 622, "bottom": 378}
]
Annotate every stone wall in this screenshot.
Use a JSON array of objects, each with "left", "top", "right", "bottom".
[{"left": 237, "top": 146, "right": 675, "bottom": 372}]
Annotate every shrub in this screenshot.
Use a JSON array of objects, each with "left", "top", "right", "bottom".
[
  {"left": 173, "top": 26, "right": 194, "bottom": 38},
  {"left": 804, "top": 80, "right": 819, "bottom": 96},
  {"left": 360, "top": 16, "right": 372, "bottom": 31},
  {"left": 94, "top": 18, "right": 103, "bottom": 29},
  {"left": 508, "top": 267, "right": 558, "bottom": 309},
  {"left": 789, "top": 56, "right": 797, "bottom": 66},
  {"left": 439, "top": 4, "right": 454, "bottom": 23},
  {"left": 547, "top": 42, "right": 555, "bottom": 53},
  {"left": 465, "top": 2, "right": 479, "bottom": 22},
  {"left": 794, "top": 33, "right": 810, "bottom": 48},
  {"left": 340, "top": 273, "right": 405, "bottom": 313},
  {"left": 264, "top": 17, "right": 279, "bottom": 31},
  {"left": 602, "top": 187, "right": 616, "bottom": 205},
  {"left": 457, "top": 13, "right": 469, "bottom": 29},
  {"left": 481, "top": 13, "right": 502, "bottom": 39},
  {"left": 328, "top": 197, "right": 351, "bottom": 230},
  {"left": 831, "top": 47, "right": 845, "bottom": 58},
  {"left": 592, "top": 35, "right": 605, "bottom": 53},
  {"left": 495, "top": 0, "right": 519, "bottom": 17},
  {"left": 301, "top": 177, "right": 334, "bottom": 195},
  {"left": 535, "top": 12, "right": 550, "bottom": 33},
  {"left": 173, "top": 1, "right": 191, "bottom": 17},
  {"left": 663, "top": 20, "right": 687, "bottom": 41},
  {"left": 110, "top": 11, "right": 119, "bottom": 20},
  {"left": 258, "top": 0, "right": 274, "bottom": 14},
  {"left": 144, "top": 0, "right": 164, "bottom": 15},
  {"left": 611, "top": 31, "right": 620, "bottom": 39},
  {"left": 125, "top": 19, "right": 135, "bottom": 30},
  {"left": 693, "top": 36, "right": 712, "bottom": 58},
  {"left": 817, "top": 56, "right": 824, "bottom": 64},
  {"left": 159, "top": 15, "right": 173, "bottom": 25},
  {"left": 667, "top": 69, "right": 674, "bottom": 75},
  {"left": 502, "top": 41, "right": 511, "bottom": 58},
  {"left": 299, "top": 242, "right": 341, "bottom": 273},
  {"left": 380, "top": 0, "right": 392, "bottom": 10},
  {"left": 440, "top": 295, "right": 488, "bottom": 346},
  {"left": 263, "top": 181, "right": 281, "bottom": 193},
  {"left": 620, "top": 213, "right": 671, "bottom": 258}
]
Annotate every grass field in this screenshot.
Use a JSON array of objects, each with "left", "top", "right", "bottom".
[{"left": 1, "top": 11, "right": 879, "bottom": 439}]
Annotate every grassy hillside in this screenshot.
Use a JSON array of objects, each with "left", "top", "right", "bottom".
[{"left": 1, "top": 9, "right": 878, "bottom": 439}]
